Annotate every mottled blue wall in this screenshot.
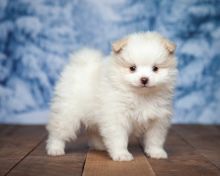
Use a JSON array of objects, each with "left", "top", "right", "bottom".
[{"left": 0, "top": 0, "right": 220, "bottom": 124}]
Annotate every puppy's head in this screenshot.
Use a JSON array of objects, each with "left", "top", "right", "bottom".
[{"left": 111, "top": 32, "right": 177, "bottom": 92}]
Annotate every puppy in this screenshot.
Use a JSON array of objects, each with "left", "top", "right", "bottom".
[{"left": 46, "top": 32, "right": 177, "bottom": 161}]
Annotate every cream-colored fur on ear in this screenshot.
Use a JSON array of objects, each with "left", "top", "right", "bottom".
[
  {"left": 161, "top": 37, "right": 176, "bottom": 54},
  {"left": 112, "top": 38, "right": 128, "bottom": 53}
]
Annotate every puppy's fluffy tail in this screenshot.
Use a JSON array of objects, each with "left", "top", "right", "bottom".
[{"left": 69, "top": 48, "right": 103, "bottom": 66}]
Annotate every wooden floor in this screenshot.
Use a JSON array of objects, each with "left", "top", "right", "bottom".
[{"left": 0, "top": 125, "right": 220, "bottom": 176}]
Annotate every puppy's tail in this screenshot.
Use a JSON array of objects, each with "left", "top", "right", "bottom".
[{"left": 69, "top": 48, "right": 103, "bottom": 65}]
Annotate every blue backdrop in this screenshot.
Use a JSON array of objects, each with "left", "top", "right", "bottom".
[{"left": 0, "top": 0, "right": 220, "bottom": 124}]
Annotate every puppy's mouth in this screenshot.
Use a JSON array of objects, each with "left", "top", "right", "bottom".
[
  {"left": 140, "top": 83, "right": 150, "bottom": 87},
  {"left": 135, "top": 84, "right": 155, "bottom": 89},
  {"left": 129, "top": 82, "right": 156, "bottom": 90}
]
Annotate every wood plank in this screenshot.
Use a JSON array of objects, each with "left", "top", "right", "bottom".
[
  {"left": 147, "top": 128, "right": 220, "bottom": 176},
  {"left": 173, "top": 125, "right": 220, "bottom": 168},
  {"left": 7, "top": 134, "right": 88, "bottom": 176},
  {"left": 0, "top": 125, "right": 46, "bottom": 176},
  {"left": 1, "top": 125, "right": 219, "bottom": 176},
  {"left": 215, "top": 125, "right": 220, "bottom": 129},
  {"left": 0, "top": 125, "right": 17, "bottom": 137},
  {"left": 82, "top": 146, "right": 155, "bottom": 176},
  {"left": 0, "top": 125, "right": 8, "bottom": 133}
]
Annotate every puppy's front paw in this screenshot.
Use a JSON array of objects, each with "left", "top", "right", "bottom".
[
  {"left": 110, "top": 151, "right": 134, "bottom": 161},
  {"left": 47, "top": 145, "right": 65, "bottom": 156},
  {"left": 145, "top": 148, "right": 167, "bottom": 159}
]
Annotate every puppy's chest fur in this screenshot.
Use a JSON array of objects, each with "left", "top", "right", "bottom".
[
  {"left": 126, "top": 94, "right": 169, "bottom": 133},
  {"left": 129, "top": 96, "right": 158, "bottom": 118}
]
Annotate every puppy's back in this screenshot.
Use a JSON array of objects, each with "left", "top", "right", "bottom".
[
  {"left": 51, "top": 48, "right": 103, "bottom": 117},
  {"left": 69, "top": 48, "right": 103, "bottom": 66}
]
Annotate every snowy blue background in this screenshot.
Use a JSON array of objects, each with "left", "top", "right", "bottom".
[{"left": 0, "top": 0, "right": 220, "bottom": 124}]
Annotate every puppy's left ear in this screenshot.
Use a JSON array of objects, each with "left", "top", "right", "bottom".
[
  {"left": 162, "top": 38, "right": 176, "bottom": 54},
  {"left": 112, "top": 38, "right": 128, "bottom": 54}
]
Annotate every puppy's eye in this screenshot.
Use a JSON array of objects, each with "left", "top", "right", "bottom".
[
  {"left": 152, "top": 66, "right": 159, "bottom": 72},
  {"left": 129, "top": 65, "right": 136, "bottom": 72}
]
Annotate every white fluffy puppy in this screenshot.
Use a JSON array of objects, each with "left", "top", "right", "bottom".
[{"left": 46, "top": 32, "right": 177, "bottom": 161}]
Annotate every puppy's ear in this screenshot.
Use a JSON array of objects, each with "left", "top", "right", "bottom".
[
  {"left": 112, "top": 38, "right": 128, "bottom": 54},
  {"left": 162, "top": 38, "right": 176, "bottom": 54}
]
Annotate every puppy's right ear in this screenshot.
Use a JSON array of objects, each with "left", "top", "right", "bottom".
[
  {"left": 112, "top": 38, "right": 128, "bottom": 54},
  {"left": 161, "top": 37, "right": 176, "bottom": 54}
]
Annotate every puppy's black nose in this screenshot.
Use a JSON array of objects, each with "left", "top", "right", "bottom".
[{"left": 140, "top": 77, "right": 149, "bottom": 85}]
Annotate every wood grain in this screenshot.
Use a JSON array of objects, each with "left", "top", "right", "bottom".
[
  {"left": 7, "top": 134, "right": 88, "bottom": 176},
  {"left": 0, "top": 125, "right": 220, "bottom": 176},
  {"left": 82, "top": 146, "right": 155, "bottom": 176},
  {"left": 173, "top": 125, "right": 220, "bottom": 168},
  {"left": 0, "top": 125, "right": 46, "bottom": 176},
  {"left": 147, "top": 128, "right": 220, "bottom": 176}
]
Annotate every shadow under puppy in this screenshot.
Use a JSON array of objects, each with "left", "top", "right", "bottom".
[{"left": 46, "top": 32, "right": 177, "bottom": 161}]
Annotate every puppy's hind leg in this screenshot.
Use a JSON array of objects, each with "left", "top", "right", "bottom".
[
  {"left": 46, "top": 110, "right": 81, "bottom": 156},
  {"left": 88, "top": 129, "right": 106, "bottom": 151}
]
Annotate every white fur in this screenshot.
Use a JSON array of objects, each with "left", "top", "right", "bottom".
[{"left": 46, "top": 32, "right": 177, "bottom": 161}]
